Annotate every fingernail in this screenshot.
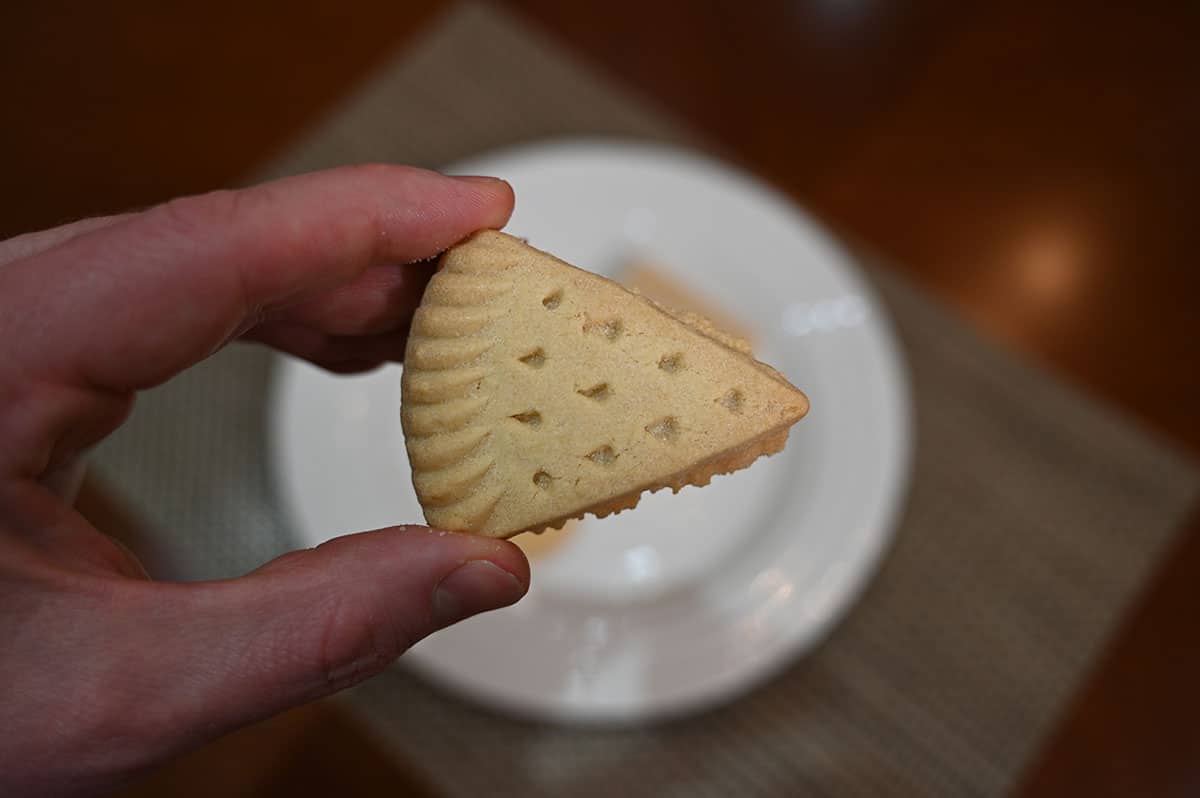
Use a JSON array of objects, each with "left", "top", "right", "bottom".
[
  {"left": 450, "top": 174, "right": 506, "bottom": 186},
  {"left": 433, "top": 560, "right": 526, "bottom": 627}
]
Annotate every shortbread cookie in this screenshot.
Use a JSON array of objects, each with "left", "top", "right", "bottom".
[{"left": 400, "top": 231, "right": 809, "bottom": 538}]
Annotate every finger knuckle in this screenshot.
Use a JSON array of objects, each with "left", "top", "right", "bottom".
[
  {"left": 314, "top": 589, "right": 414, "bottom": 695},
  {"left": 154, "top": 189, "right": 245, "bottom": 238}
]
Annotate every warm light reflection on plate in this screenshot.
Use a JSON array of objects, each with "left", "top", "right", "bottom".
[
  {"left": 513, "top": 519, "right": 579, "bottom": 560},
  {"left": 1014, "top": 221, "right": 1087, "bottom": 307}
]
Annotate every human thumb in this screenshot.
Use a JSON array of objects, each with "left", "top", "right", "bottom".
[{"left": 133, "top": 526, "right": 527, "bottom": 753}]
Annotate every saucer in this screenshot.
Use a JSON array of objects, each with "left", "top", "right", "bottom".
[{"left": 269, "top": 140, "right": 912, "bottom": 723}]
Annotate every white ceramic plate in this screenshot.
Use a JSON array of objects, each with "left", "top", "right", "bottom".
[{"left": 269, "top": 140, "right": 912, "bottom": 724}]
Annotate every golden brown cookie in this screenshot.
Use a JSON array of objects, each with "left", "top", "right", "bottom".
[{"left": 400, "top": 231, "right": 809, "bottom": 538}]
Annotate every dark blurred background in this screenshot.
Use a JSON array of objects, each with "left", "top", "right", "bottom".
[{"left": 3, "top": 1, "right": 1197, "bottom": 795}]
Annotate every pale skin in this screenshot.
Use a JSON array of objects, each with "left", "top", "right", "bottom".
[{"left": 0, "top": 165, "right": 531, "bottom": 797}]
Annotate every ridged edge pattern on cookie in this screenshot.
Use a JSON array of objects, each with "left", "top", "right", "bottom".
[{"left": 401, "top": 253, "right": 514, "bottom": 532}]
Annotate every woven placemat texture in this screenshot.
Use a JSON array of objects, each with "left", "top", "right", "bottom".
[{"left": 92, "top": 4, "right": 1199, "bottom": 796}]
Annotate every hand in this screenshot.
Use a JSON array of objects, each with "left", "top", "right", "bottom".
[{"left": 0, "top": 165, "right": 529, "bottom": 797}]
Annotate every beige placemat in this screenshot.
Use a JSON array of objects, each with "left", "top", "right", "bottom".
[{"left": 93, "top": 3, "right": 1200, "bottom": 796}]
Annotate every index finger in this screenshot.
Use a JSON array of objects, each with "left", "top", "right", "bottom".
[{"left": 0, "top": 165, "right": 513, "bottom": 393}]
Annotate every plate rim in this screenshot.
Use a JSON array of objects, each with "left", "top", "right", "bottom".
[{"left": 268, "top": 138, "right": 914, "bottom": 725}]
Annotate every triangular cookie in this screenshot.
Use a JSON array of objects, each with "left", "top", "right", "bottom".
[{"left": 401, "top": 231, "right": 809, "bottom": 538}]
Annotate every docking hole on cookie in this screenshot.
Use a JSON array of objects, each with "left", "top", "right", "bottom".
[
  {"left": 718, "top": 389, "right": 744, "bottom": 413},
  {"left": 583, "top": 317, "right": 623, "bottom": 341},
  {"left": 510, "top": 410, "right": 542, "bottom": 427},
  {"left": 586, "top": 445, "right": 618, "bottom": 465},
  {"left": 645, "top": 416, "right": 680, "bottom": 441},
  {"left": 518, "top": 348, "right": 546, "bottom": 367},
  {"left": 658, "top": 353, "right": 684, "bottom": 373},
  {"left": 577, "top": 382, "right": 610, "bottom": 400}
]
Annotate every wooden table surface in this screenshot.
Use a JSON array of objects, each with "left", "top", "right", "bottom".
[{"left": 4, "top": 1, "right": 1198, "bottom": 795}]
